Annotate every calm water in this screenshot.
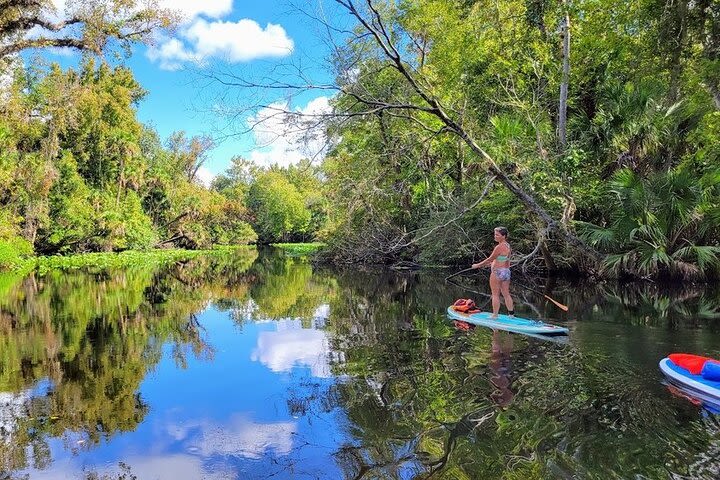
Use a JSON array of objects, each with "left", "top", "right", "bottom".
[{"left": 0, "top": 248, "right": 719, "bottom": 479}]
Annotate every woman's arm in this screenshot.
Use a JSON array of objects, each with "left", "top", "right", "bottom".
[{"left": 472, "top": 245, "right": 501, "bottom": 269}]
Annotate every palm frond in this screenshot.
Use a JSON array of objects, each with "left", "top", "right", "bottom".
[
  {"left": 603, "top": 251, "right": 637, "bottom": 276},
  {"left": 576, "top": 221, "right": 618, "bottom": 249},
  {"left": 663, "top": 100, "right": 685, "bottom": 119},
  {"left": 674, "top": 245, "right": 720, "bottom": 270},
  {"left": 697, "top": 300, "right": 720, "bottom": 319}
]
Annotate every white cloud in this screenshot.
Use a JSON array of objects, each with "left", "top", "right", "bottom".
[
  {"left": 27, "top": 414, "right": 298, "bottom": 478},
  {"left": 27, "top": 454, "right": 233, "bottom": 480},
  {"left": 247, "top": 96, "right": 332, "bottom": 168},
  {"left": 0, "top": 389, "right": 33, "bottom": 437},
  {"left": 147, "top": 18, "right": 294, "bottom": 70},
  {"left": 146, "top": 37, "right": 198, "bottom": 70},
  {"left": 161, "top": 414, "right": 297, "bottom": 460},
  {"left": 251, "top": 320, "right": 332, "bottom": 377},
  {"left": 188, "top": 19, "right": 294, "bottom": 61},
  {"left": 195, "top": 166, "right": 215, "bottom": 188},
  {"left": 184, "top": 416, "right": 297, "bottom": 459}
]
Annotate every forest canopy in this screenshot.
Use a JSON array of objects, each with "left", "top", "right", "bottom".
[{"left": 1, "top": 0, "right": 719, "bottom": 280}]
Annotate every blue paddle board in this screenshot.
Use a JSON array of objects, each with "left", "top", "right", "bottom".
[
  {"left": 659, "top": 357, "right": 720, "bottom": 410},
  {"left": 447, "top": 307, "right": 569, "bottom": 335}
]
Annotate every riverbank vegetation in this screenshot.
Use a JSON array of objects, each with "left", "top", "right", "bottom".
[
  {"left": 272, "top": 243, "right": 327, "bottom": 257},
  {"left": 0, "top": 1, "right": 328, "bottom": 272},
  {"left": 1, "top": 0, "right": 719, "bottom": 281},
  {"left": 301, "top": 0, "right": 720, "bottom": 281}
]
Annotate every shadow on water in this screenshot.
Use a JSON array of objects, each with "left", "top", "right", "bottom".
[{"left": 0, "top": 248, "right": 717, "bottom": 479}]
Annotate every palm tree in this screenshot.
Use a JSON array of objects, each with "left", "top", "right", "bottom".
[
  {"left": 579, "top": 81, "right": 700, "bottom": 177},
  {"left": 579, "top": 166, "right": 720, "bottom": 279}
]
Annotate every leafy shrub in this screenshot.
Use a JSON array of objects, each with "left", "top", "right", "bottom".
[{"left": 0, "top": 236, "right": 33, "bottom": 270}]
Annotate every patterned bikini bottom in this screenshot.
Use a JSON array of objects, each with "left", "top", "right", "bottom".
[{"left": 494, "top": 268, "right": 511, "bottom": 282}]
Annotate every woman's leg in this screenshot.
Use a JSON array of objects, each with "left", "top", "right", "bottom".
[
  {"left": 489, "top": 271, "right": 501, "bottom": 317},
  {"left": 500, "top": 280, "right": 514, "bottom": 315}
]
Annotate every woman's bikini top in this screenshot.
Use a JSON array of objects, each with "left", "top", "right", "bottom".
[{"left": 496, "top": 242, "right": 511, "bottom": 264}]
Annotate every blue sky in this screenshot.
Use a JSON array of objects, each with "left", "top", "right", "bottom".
[{"left": 38, "top": 0, "right": 340, "bottom": 184}]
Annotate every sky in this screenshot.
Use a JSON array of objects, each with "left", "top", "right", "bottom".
[{"left": 34, "top": 0, "right": 341, "bottom": 185}]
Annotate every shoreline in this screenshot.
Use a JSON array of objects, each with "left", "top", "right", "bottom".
[{"left": 1, "top": 243, "right": 328, "bottom": 275}]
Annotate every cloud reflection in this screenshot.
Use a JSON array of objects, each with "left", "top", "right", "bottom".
[
  {"left": 169, "top": 415, "right": 297, "bottom": 459},
  {"left": 26, "top": 454, "right": 235, "bottom": 480},
  {"left": 251, "top": 320, "right": 332, "bottom": 377},
  {"left": 26, "top": 415, "right": 298, "bottom": 479}
]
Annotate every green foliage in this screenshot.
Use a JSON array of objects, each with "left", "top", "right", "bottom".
[
  {"left": 686, "top": 111, "right": 720, "bottom": 172},
  {"left": 33, "top": 246, "right": 253, "bottom": 274},
  {"left": 40, "top": 151, "right": 96, "bottom": 253},
  {"left": 0, "top": 61, "right": 257, "bottom": 258},
  {"left": 315, "top": 0, "right": 719, "bottom": 276},
  {"left": 0, "top": 237, "right": 33, "bottom": 271},
  {"left": 90, "top": 190, "right": 156, "bottom": 251},
  {"left": 0, "top": 0, "right": 178, "bottom": 58},
  {"left": 2, "top": 0, "right": 719, "bottom": 279},
  {"left": 247, "top": 171, "right": 312, "bottom": 242},
  {"left": 273, "top": 242, "right": 326, "bottom": 257},
  {"left": 0, "top": 248, "right": 258, "bottom": 471},
  {"left": 579, "top": 166, "right": 720, "bottom": 278}
]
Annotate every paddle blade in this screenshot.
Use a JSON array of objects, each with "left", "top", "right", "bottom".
[{"left": 544, "top": 295, "right": 569, "bottom": 311}]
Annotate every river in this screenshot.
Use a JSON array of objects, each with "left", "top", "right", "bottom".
[{"left": 0, "top": 247, "right": 718, "bottom": 479}]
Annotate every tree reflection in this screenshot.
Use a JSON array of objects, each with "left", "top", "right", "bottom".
[
  {"left": 325, "top": 269, "right": 720, "bottom": 479},
  {"left": 0, "top": 251, "right": 718, "bottom": 478},
  {"left": 0, "top": 248, "right": 258, "bottom": 472},
  {"left": 248, "top": 252, "right": 337, "bottom": 323}
]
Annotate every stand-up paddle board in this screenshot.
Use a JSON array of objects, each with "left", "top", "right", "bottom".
[{"left": 447, "top": 306, "right": 569, "bottom": 336}]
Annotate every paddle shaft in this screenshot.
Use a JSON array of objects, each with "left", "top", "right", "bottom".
[
  {"left": 445, "top": 266, "right": 569, "bottom": 312},
  {"left": 511, "top": 280, "right": 569, "bottom": 312},
  {"left": 444, "top": 267, "right": 476, "bottom": 281}
]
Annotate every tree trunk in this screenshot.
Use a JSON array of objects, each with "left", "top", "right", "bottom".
[
  {"left": 453, "top": 126, "right": 604, "bottom": 264},
  {"left": 666, "top": 0, "right": 688, "bottom": 104},
  {"left": 540, "top": 238, "right": 557, "bottom": 272},
  {"left": 454, "top": 137, "right": 464, "bottom": 195},
  {"left": 708, "top": 81, "right": 720, "bottom": 110},
  {"left": 668, "top": 51, "right": 683, "bottom": 104},
  {"left": 558, "top": 3, "right": 570, "bottom": 149}
]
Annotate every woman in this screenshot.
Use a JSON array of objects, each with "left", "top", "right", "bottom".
[{"left": 471, "top": 227, "right": 514, "bottom": 318}]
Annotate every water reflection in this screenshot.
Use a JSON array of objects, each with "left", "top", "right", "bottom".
[
  {"left": 0, "top": 250, "right": 717, "bottom": 478},
  {"left": 252, "top": 320, "right": 333, "bottom": 377},
  {"left": 489, "top": 331, "right": 514, "bottom": 408}
]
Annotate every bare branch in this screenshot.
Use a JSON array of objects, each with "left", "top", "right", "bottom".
[{"left": 388, "top": 175, "right": 497, "bottom": 251}]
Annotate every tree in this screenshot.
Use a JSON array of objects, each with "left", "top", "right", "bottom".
[
  {"left": 207, "top": 0, "right": 604, "bottom": 266},
  {"left": 0, "top": 0, "right": 178, "bottom": 59},
  {"left": 247, "top": 171, "right": 311, "bottom": 242},
  {"left": 0, "top": 60, "right": 256, "bottom": 258},
  {"left": 580, "top": 166, "right": 720, "bottom": 279},
  {"left": 165, "top": 131, "right": 215, "bottom": 184},
  {"left": 558, "top": 0, "right": 570, "bottom": 149}
]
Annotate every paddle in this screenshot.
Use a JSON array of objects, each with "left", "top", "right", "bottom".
[
  {"left": 445, "top": 266, "right": 569, "bottom": 312},
  {"left": 511, "top": 280, "right": 569, "bottom": 312},
  {"left": 444, "top": 267, "right": 476, "bottom": 281}
]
